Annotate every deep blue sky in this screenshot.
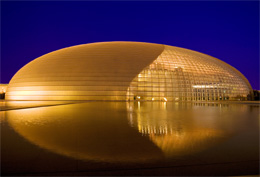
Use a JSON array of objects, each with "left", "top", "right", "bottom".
[{"left": 1, "top": 1, "right": 259, "bottom": 89}]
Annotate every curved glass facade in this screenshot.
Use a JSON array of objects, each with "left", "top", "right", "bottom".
[
  {"left": 127, "top": 46, "right": 252, "bottom": 101},
  {"left": 6, "top": 42, "right": 253, "bottom": 101}
]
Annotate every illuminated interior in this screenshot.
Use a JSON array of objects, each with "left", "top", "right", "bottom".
[
  {"left": 6, "top": 42, "right": 253, "bottom": 101},
  {"left": 127, "top": 46, "right": 252, "bottom": 101}
]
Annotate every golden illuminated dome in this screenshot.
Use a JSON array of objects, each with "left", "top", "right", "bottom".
[{"left": 6, "top": 42, "right": 253, "bottom": 101}]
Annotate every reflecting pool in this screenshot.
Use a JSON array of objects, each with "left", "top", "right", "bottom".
[{"left": 1, "top": 101, "right": 259, "bottom": 176}]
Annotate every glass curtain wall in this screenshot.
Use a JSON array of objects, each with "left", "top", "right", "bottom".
[{"left": 127, "top": 46, "right": 252, "bottom": 101}]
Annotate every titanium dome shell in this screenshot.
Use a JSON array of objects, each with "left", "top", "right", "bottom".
[{"left": 6, "top": 42, "right": 253, "bottom": 101}]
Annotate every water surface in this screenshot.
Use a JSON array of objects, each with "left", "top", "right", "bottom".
[{"left": 1, "top": 101, "right": 259, "bottom": 175}]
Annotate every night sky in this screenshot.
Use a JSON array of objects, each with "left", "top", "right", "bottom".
[{"left": 1, "top": 1, "right": 259, "bottom": 89}]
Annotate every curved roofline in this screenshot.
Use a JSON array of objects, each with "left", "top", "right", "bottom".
[
  {"left": 9, "top": 41, "right": 253, "bottom": 90},
  {"left": 6, "top": 41, "right": 253, "bottom": 101},
  {"left": 161, "top": 44, "right": 253, "bottom": 92}
]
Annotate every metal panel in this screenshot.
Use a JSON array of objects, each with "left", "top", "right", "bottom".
[{"left": 6, "top": 42, "right": 253, "bottom": 101}]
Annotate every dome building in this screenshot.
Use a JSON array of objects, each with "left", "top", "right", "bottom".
[{"left": 6, "top": 42, "right": 253, "bottom": 101}]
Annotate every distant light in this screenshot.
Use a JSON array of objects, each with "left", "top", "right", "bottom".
[
  {"left": 137, "top": 96, "right": 140, "bottom": 99},
  {"left": 1, "top": 87, "right": 6, "bottom": 93},
  {"left": 175, "top": 98, "right": 179, "bottom": 101},
  {"left": 192, "top": 85, "right": 215, "bottom": 88},
  {"left": 164, "top": 97, "right": 167, "bottom": 101},
  {"left": 152, "top": 98, "right": 154, "bottom": 101},
  {"left": 174, "top": 66, "right": 183, "bottom": 69}
]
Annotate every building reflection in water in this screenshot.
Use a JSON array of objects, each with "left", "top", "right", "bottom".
[
  {"left": 5, "top": 101, "right": 256, "bottom": 163},
  {"left": 127, "top": 102, "right": 251, "bottom": 157},
  {"left": 6, "top": 102, "right": 164, "bottom": 163}
]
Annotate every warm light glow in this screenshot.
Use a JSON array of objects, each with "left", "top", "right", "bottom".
[
  {"left": 192, "top": 85, "right": 216, "bottom": 88},
  {"left": 125, "top": 102, "right": 248, "bottom": 157},
  {"left": 127, "top": 45, "right": 252, "bottom": 102},
  {"left": 6, "top": 102, "right": 166, "bottom": 163},
  {"left": 0, "top": 84, "right": 8, "bottom": 94},
  {"left": 164, "top": 97, "right": 167, "bottom": 102},
  {"left": 5, "top": 42, "right": 252, "bottom": 101},
  {"left": 163, "top": 102, "right": 166, "bottom": 109}
]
